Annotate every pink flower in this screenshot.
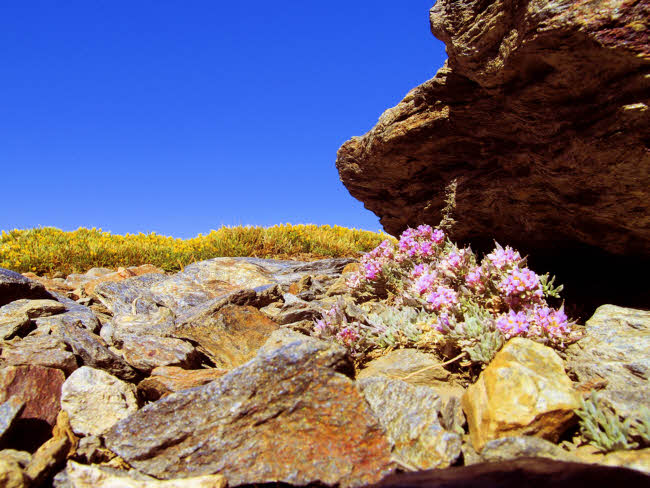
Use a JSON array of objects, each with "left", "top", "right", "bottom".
[
  {"left": 532, "top": 305, "right": 570, "bottom": 338},
  {"left": 337, "top": 326, "right": 359, "bottom": 346},
  {"left": 465, "top": 266, "right": 483, "bottom": 288},
  {"left": 413, "top": 271, "right": 438, "bottom": 295},
  {"left": 426, "top": 285, "right": 458, "bottom": 311},
  {"left": 487, "top": 246, "right": 522, "bottom": 270},
  {"left": 499, "top": 267, "right": 543, "bottom": 307},
  {"left": 496, "top": 310, "right": 530, "bottom": 337}
]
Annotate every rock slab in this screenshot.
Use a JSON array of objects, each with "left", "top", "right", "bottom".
[{"left": 105, "top": 335, "right": 393, "bottom": 487}]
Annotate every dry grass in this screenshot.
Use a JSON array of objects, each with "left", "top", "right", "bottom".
[{"left": 0, "top": 224, "right": 395, "bottom": 275}]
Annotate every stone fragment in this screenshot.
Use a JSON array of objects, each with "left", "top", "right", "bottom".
[
  {"left": 0, "top": 299, "right": 67, "bottom": 339},
  {"left": 71, "top": 436, "right": 116, "bottom": 464},
  {"left": 0, "top": 458, "right": 28, "bottom": 488},
  {"left": 462, "top": 338, "right": 580, "bottom": 451},
  {"left": 0, "top": 268, "right": 53, "bottom": 307},
  {"left": 21, "top": 273, "right": 76, "bottom": 299},
  {"left": 116, "top": 334, "right": 199, "bottom": 373},
  {"left": 1, "top": 335, "right": 77, "bottom": 375},
  {"left": 478, "top": 436, "right": 580, "bottom": 463},
  {"left": 60, "top": 367, "right": 138, "bottom": 436},
  {"left": 105, "top": 336, "right": 393, "bottom": 487},
  {"left": 566, "top": 305, "right": 650, "bottom": 420},
  {"left": 0, "top": 365, "right": 65, "bottom": 450},
  {"left": 259, "top": 293, "right": 321, "bottom": 324},
  {"left": 600, "top": 448, "right": 650, "bottom": 475},
  {"left": 372, "top": 457, "right": 650, "bottom": 488},
  {"left": 173, "top": 304, "right": 278, "bottom": 369},
  {"left": 358, "top": 376, "right": 462, "bottom": 470},
  {"left": 25, "top": 434, "right": 71, "bottom": 486},
  {"left": 64, "top": 267, "right": 115, "bottom": 289},
  {"left": 34, "top": 294, "right": 101, "bottom": 335},
  {"left": 51, "top": 320, "right": 138, "bottom": 381},
  {"left": 64, "top": 461, "right": 227, "bottom": 488},
  {"left": 0, "top": 450, "right": 31, "bottom": 469},
  {"left": 137, "top": 366, "right": 227, "bottom": 401},
  {"left": 82, "top": 265, "right": 165, "bottom": 297},
  {"left": 357, "top": 348, "right": 451, "bottom": 385},
  {"left": 0, "top": 398, "right": 24, "bottom": 444}
]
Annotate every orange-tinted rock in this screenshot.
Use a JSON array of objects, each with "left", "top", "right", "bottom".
[
  {"left": 84, "top": 265, "right": 165, "bottom": 297},
  {"left": 105, "top": 335, "right": 394, "bottom": 487},
  {"left": 0, "top": 365, "right": 65, "bottom": 451},
  {"left": 173, "top": 304, "right": 279, "bottom": 368},
  {"left": 137, "top": 366, "right": 228, "bottom": 401},
  {"left": 462, "top": 338, "right": 580, "bottom": 452}
]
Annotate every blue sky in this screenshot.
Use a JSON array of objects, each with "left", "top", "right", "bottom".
[{"left": 1, "top": 1, "right": 447, "bottom": 238}]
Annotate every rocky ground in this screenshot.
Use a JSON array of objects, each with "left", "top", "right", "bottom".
[{"left": 0, "top": 259, "right": 648, "bottom": 487}]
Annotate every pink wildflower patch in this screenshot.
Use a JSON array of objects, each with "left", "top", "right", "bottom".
[
  {"left": 499, "top": 267, "right": 543, "bottom": 307},
  {"left": 487, "top": 246, "right": 522, "bottom": 270},
  {"left": 425, "top": 285, "right": 458, "bottom": 311},
  {"left": 496, "top": 310, "right": 530, "bottom": 338}
]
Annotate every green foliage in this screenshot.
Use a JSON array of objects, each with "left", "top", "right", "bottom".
[
  {"left": 451, "top": 303, "right": 504, "bottom": 366},
  {"left": 363, "top": 305, "right": 429, "bottom": 349},
  {"left": 575, "top": 391, "right": 647, "bottom": 452},
  {"left": 539, "top": 273, "right": 564, "bottom": 299}
]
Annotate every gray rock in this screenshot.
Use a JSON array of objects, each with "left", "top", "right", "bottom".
[
  {"left": 259, "top": 293, "right": 322, "bottom": 325},
  {"left": 358, "top": 376, "right": 462, "bottom": 470},
  {"left": 51, "top": 320, "right": 138, "bottom": 381},
  {"left": 566, "top": 305, "right": 650, "bottom": 419},
  {"left": 105, "top": 335, "right": 393, "bottom": 487},
  {"left": 0, "top": 299, "right": 66, "bottom": 339},
  {"left": 0, "top": 268, "right": 53, "bottom": 307},
  {"left": 61, "top": 366, "right": 138, "bottom": 436},
  {"left": 115, "top": 334, "right": 199, "bottom": 373},
  {"left": 34, "top": 293, "right": 101, "bottom": 335},
  {"left": 0, "top": 457, "right": 29, "bottom": 488},
  {"left": 357, "top": 348, "right": 452, "bottom": 385},
  {"left": 1, "top": 335, "right": 77, "bottom": 375},
  {"left": 479, "top": 436, "right": 581, "bottom": 463},
  {"left": 0, "top": 398, "right": 24, "bottom": 444}
]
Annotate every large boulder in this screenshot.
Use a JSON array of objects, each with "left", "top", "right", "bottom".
[
  {"left": 336, "top": 0, "right": 649, "bottom": 310},
  {"left": 104, "top": 334, "right": 393, "bottom": 487}
]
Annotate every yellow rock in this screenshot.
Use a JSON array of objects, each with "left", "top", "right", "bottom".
[{"left": 462, "top": 338, "right": 580, "bottom": 452}]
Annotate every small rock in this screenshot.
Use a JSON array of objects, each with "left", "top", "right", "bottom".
[
  {"left": 105, "top": 334, "right": 393, "bottom": 487},
  {"left": 357, "top": 348, "right": 452, "bottom": 384},
  {"left": 64, "top": 460, "right": 227, "bottom": 488},
  {"left": 0, "top": 458, "right": 28, "bottom": 488},
  {"left": 137, "top": 366, "right": 228, "bottom": 401},
  {"left": 72, "top": 436, "right": 115, "bottom": 464},
  {"left": 600, "top": 448, "right": 650, "bottom": 475},
  {"left": 60, "top": 366, "right": 138, "bottom": 436},
  {"left": 462, "top": 338, "right": 580, "bottom": 452},
  {"left": 173, "top": 304, "right": 279, "bottom": 369},
  {"left": 479, "top": 436, "right": 581, "bottom": 463},
  {"left": 0, "top": 299, "right": 67, "bottom": 339},
  {"left": 25, "top": 434, "right": 70, "bottom": 486},
  {"left": 0, "top": 450, "right": 31, "bottom": 469},
  {"left": 34, "top": 294, "right": 101, "bottom": 335},
  {"left": 0, "top": 398, "right": 24, "bottom": 445},
  {"left": 51, "top": 320, "right": 138, "bottom": 381},
  {"left": 83, "top": 265, "right": 165, "bottom": 297},
  {"left": 1, "top": 335, "right": 77, "bottom": 375},
  {"left": 116, "top": 334, "right": 199, "bottom": 373},
  {"left": 358, "top": 376, "right": 462, "bottom": 470},
  {"left": 0, "top": 365, "right": 65, "bottom": 451},
  {"left": 0, "top": 268, "right": 53, "bottom": 307}
]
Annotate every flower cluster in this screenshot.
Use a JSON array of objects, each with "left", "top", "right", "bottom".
[
  {"left": 316, "top": 223, "right": 577, "bottom": 360},
  {"left": 496, "top": 305, "right": 571, "bottom": 345}
]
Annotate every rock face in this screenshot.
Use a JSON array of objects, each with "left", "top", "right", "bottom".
[
  {"left": 336, "top": 0, "right": 649, "bottom": 262},
  {"left": 358, "top": 376, "right": 462, "bottom": 470},
  {"left": 565, "top": 305, "right": 650, "bottom": 419},
  {"left": 462, "top": 338, "right": 579, "bottom": 452},
  {"left": 105, "top": 335, "right": 394, "bottom": 487}
]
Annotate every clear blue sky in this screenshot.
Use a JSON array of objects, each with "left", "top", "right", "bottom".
[{"left": 1, "top": 1, "right": 447, "bottom": 238}]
